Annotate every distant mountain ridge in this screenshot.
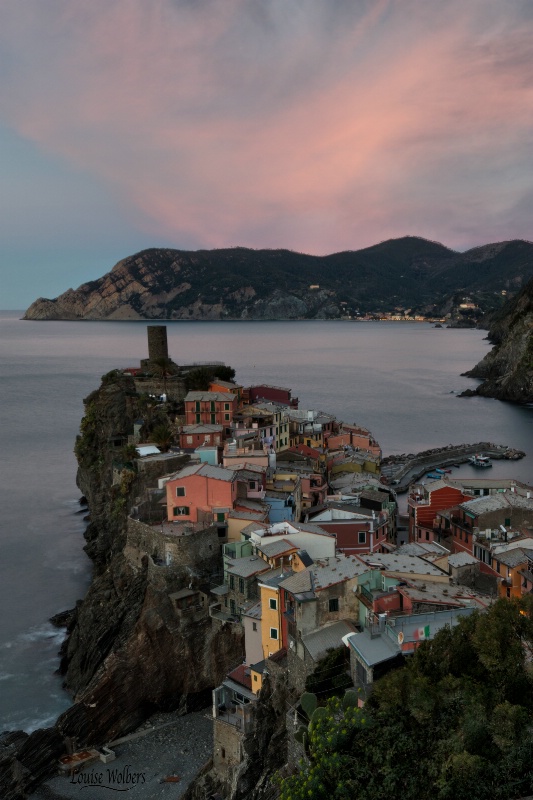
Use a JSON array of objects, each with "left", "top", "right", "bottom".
[{"left": 23, "top": 236, "right": 533, "bottom": 321}]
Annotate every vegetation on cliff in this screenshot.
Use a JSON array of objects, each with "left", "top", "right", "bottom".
[
  {"left": 278, "top": 598, "right": 533, "bottom": 800},
  {"left": 465, "top": 275, "right": 533, "bottom": 403},
  {"left": 23, "top": 237, "right": 533, "bottom": 321}
]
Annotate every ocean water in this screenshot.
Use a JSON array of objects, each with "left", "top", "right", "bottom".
[{"left": 1, "top": 311, "right": 533, "bottom": 732}]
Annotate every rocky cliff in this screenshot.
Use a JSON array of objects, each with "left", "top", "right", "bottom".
[
  {"left": 23, "top": 237, "right": 533, "bottom": 321},
  {"left": 0, "top": 371, "right": 244, "bottom": 800},
  {"left": 464, "top": 276, "right": 533, "bottom": 403}
]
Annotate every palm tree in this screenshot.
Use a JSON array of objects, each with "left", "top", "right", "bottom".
[{"left": 151, "top": 423, "right": 174, "bottom": 452}]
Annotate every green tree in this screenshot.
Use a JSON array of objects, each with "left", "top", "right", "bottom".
[
  {"left": 151, "top": 423, "right": 173, "bottom": 451},
  {"left": 278, "top": 599, "right": 533, "bottom": 800}
]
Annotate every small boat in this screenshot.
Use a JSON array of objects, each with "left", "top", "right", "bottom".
[
  {"left": 427, "top": 472, "right": 441, "bottom": 479},
  {"left": 469, "top": 454, "right": 492, "bottom": 468},
  {"left": 435, "top": 468, "right": 445, "bottom": 475}
]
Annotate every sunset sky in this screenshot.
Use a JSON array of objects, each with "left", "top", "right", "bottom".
[{"left": 1, "top": 0, "right": 532, "bottom": 307}]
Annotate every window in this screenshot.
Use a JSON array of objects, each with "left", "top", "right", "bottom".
[
  {"left": 505, "top": 518, "right": 511, "bottom": 527},
  {"left": 270, "top": 628, "right": 278, "bottom": 640},
  {"left": 176, "top": 487, "right": 186, "bottom": 497},
  {"left": 221, "top": 748, "right": 226, "bottom": 759},
  {"left": 239, "top": 578, "right": 245, "bottom": 593},
  {"left": 358, "top": 531, "right": 366, "bottom": 544},
  {"left": 195, "top": 401, "right": 200, "bottom": 412},
  {"left": 269, "top": 598, "right": 277, "bottom": 610},
  {"left": 252, "top": 622, "right": 257, "bottom": 631},
  {"left": 465, "top": 533, "right": 469, "bottom": 544},
  {"left": 224, "top": 403, "right": 230, "bottom": 411},
  {"left": 186, "top": 436, "right": 193, "bottom": 445},
  {"left": 210, "top": 401, "right": 216, "bottom": 412},
  {"left": 329, "top": 598, "right": 339, "bottom": 613},
  {"left": 216, "top": 512, "right": 225, "bottom": 522},
  {"left": 425, "top": 531, "right": 430, "bottom": 540},
  {"left": 230, "top": 575, "right": 235, "bottom": 589},
  {"left": 195, "top": 413, "right": 201, "bottom": 424},
  {"left": 211, "top": 414, "right": 216, "bottom": 424},
  {"left": 225, "top": 413, "right": 230, "bottom": 421},
  {"left": 173, "top": 506, "right": 189, "bottom": 516}
]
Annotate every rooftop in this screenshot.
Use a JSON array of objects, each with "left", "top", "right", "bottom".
[
  {"left": 226, "top": 555, "right": 272, "bottom": 578},
  {"left": 460, "top": 493, "right": 533, "bottom": 515},
  {"left": 302, "top": 620, "right": 358, "bottom": 661},
  {"left": 494, "top": 547, "right": 533, "bottom": 568},
  {"left": 344, "top": 629, "right": 400, "bottom": 668},
  {"left": 447, "top": 552, "right": 479, "bottom": 567},
  {"left": 356, "top": 552, "right": 448, "bottom": 578},
  {"left": 168, "top": 462, "right": 236, "bottom": 482},
  {"left": 280, "top": 553, "right": 368, "bottom": 596},
  {"left": 181, "top": 423, "right": 223, "bottom": 434},
  {"left": 396, "top": 542, "right": 449, "bottom": 557},
  {"left": 185, "top": 391, "right": 236, "bottom": 402},
  {"left": 256, "top": 538, "right": 299, "bottom": 559},
  {"left": 398, "top": 580, "right": 489, "bottom": 609},
  {"left": 242, "top": 601, "right": 262, "bottom": 620}
]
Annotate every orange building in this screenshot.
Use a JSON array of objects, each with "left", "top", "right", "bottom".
[{"left": 184, "top": 391, "right": 237, "bottom": 427}]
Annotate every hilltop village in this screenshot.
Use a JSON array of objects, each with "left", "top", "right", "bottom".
[{"left": 63, "top": 325, "right": 528, "bottom": 797}]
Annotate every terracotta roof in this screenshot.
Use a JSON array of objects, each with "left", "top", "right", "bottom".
[{"left": 227, "top": 664, "right": 252, "bottom": 690}]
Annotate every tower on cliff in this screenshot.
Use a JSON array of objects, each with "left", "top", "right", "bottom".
[{"left": 147, "top": 325, "right": 169, "bottom": 362}]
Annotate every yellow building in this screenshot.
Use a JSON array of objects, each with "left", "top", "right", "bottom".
[{"left": 258, "top": 574, "right": 285, "bottom": 660}]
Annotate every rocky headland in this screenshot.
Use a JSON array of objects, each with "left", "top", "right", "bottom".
[
  {"left": 463, "top": 275, "right": 533, "bottom": 403},
  {"left": 23, "top": 237, "right": 533, "bottom": 322},
  {"left": 0, "top": 371, "right": 245, "bottom": 800}
]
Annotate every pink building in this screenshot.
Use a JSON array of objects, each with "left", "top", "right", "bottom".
[
  {"left": 165, "top": 463, "right": 267, "bottom": 524},
  {"left": 179, "top": 424, "right": 223, "bottom": 449},
  {"left": 166, "top": 463, "right": 237, "bottom": 523}
]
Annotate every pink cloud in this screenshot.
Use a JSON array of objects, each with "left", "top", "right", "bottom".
[{"left": 0, "top": 0, "right": 532, "bottom": 254}]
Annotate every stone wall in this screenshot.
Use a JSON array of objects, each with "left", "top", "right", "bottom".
[
  {"left": 126, "top": 517, "right": 222, "bottom": 576},
  {"left": 133, "top": 375, "right": 187, "bottom": 401},
  {"left": 286, "top": 647, "right": 311, "bottom": 694},
  {"left": 213, "top": 719, "right": 244, "bottom": 777}
]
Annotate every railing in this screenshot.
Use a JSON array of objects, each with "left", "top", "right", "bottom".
[
  {"left": 358, "top": 584, "right": 375, "bottom": 605},
  {"left": 216, "top": 704, "right": 254, "bottom": 733}
]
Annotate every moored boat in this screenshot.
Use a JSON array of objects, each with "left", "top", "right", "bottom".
[{"left": 469, "top": 454, "right": 492, "bottom": 468}]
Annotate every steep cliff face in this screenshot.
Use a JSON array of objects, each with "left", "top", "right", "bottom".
[
  {"left": 465, "top": 277, "right": 533, "bottom": 403},
  {"left": 23, "top": 238, "right": 533, "bottom": 321},
  {"left": 62, "top": 373, "right": 245, "bottom": 731}
]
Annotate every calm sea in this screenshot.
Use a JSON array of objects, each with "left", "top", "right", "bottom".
[{"left": 1, "top": 311, "right": 533, "bottom": 732}]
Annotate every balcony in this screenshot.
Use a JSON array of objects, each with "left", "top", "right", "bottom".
[{"left": 358, "top": 584, "right": 375, "bottom": 605}]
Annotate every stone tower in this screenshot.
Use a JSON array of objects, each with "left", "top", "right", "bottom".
[{"left": 147, "top": 325, "right": 169, "bottom": 362}]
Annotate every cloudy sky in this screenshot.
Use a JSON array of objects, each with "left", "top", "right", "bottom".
[{"left": 1, "top": 0, "right": 532, "bottom": 307}]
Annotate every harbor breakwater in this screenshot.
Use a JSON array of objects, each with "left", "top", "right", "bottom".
[{"left": 381, "top": 442, "right": 525, "bottom": 492}]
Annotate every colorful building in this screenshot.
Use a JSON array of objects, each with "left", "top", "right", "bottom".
[{"left": 184, "top": 391, "right": 237, "bottom": 427}]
